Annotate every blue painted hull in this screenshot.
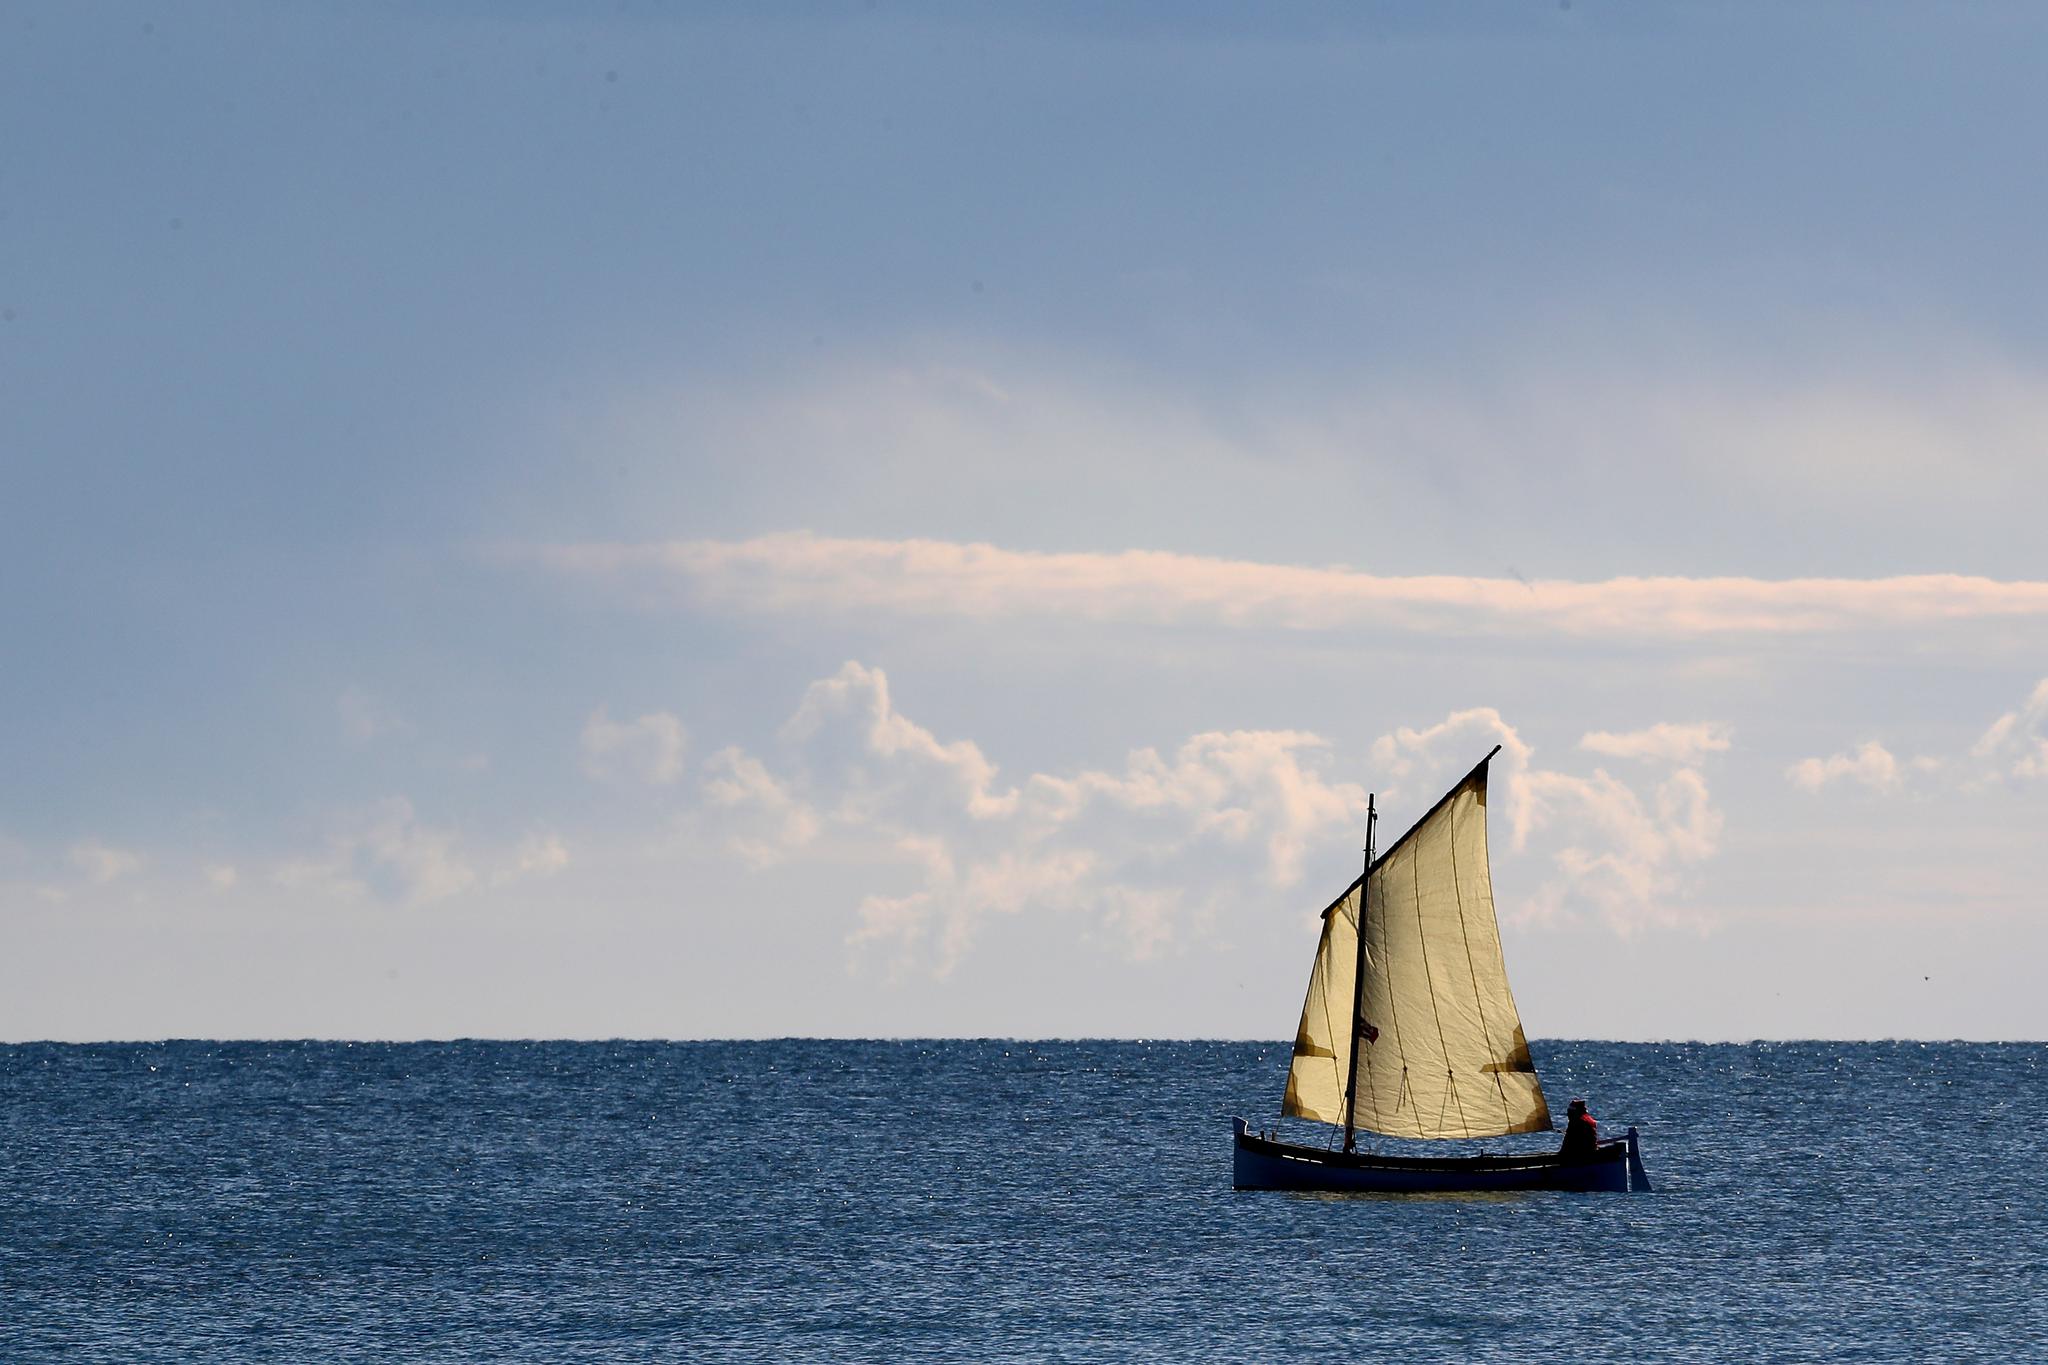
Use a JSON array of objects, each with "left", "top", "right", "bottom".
[{"left": 1232, "top": 1118, "right": 1649, "bottom": 1193}]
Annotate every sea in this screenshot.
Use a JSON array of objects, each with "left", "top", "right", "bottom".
[{"left": 2, "top": 1040, "right": 2042, "bottom": 1362}]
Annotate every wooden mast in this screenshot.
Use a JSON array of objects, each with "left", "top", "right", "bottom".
[{"left": 1341, "top": 795, "right": 1375, "bottom": 1154}]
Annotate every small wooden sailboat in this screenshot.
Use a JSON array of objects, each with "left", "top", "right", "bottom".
[{"left": 1234, "top": 746, "right": 1652, "bottom": 1194}]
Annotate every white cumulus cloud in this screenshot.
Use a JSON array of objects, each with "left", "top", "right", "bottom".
[
  {"left": 1369, "top": 707, "right": 1531, "bottom": 819},
  {"left": 781, "top": 661, "right": 1017, "bottom": 820},
  {"left": 710, "top": 662, "right": 1371, "bottom": 975},
  {"left": 1516, "top": 765, "right": 1724, "bottom": 933},
  {"left": 1581, "top": 722, "right": 1732, "bottom": 765},
  {"left": 693, "top": 662, "right": 1727, "bottom": 971},
  {"left": 702, "top": 747, "right": 820, "bottom": 868},
  {"left": 1788, "top": 677, "right": 2048, "bottom": 797},
  {"left": 1372, "top": 709, "right": 1726, "bottom": 934},
  {"left": 1787, "top": 741, "right": 1904, "bottom": 794},
  {"left": 1972, "top": 678, "right": 2048, "bottom": 779}
]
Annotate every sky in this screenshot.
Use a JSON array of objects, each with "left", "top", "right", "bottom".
[{"left": 6, "top": 1, "right": 2048, "bottom": 1041}]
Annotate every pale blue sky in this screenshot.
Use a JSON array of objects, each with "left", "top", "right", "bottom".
[{"left": 7, "top": 2, "right": 2048, "bottom": 1039}]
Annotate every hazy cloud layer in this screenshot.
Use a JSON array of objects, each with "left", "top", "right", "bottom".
[
  {"left": 580, "top": 340, "right": 2048, "bottom": 581},
  {"left": 579, "top": 708, "right": 688, "bottom": 787},
  {"left": 504, "top": 833, "right": 571, "bottom": 883},
  {"left": 338, "top": 688, "right": 404, "bottom": 745},
  {"left": 332, "top": 797, "right": 477, "bottom": 907},
  {"left": 532, "top": 533, "right": 2048, "bottom": 639},
  {"left": 17, "top": 812, "right": 572, "bottom": 922},
  {"left": 67, "top": 840, "right": 142, "bottom": 886},
  {"left": 260, "top": 799, "right": 573, "bottom": 909}
]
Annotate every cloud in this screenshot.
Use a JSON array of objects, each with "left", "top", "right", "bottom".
[
  {"left": 273, "top": 798, "right": 478, "bottom": 907},
  {"left": 526, "top": 532, "right": 2048, "bottom": 640},
  {"left": 338, "top": 687, "right": 402, "bottom": 744},
  {"left": 1370, "top": 707, "right": 1531, "bottom": 819},
  {"left": 507, "top": 833, "right": 570, "bottom": 880},
  {"left": 1786, "top": 677, "right": 2048, "bottom": 796},
  {"left": 5, "top": 827, "right": 567, "bottom": 926},
  {"left": 698, "top": 662, "right": 1724, "bottom": 971},
  {"left": 1373, "top": 710, "right": 1725, "bottom": 933},
  {"left": 781, "top": 662, "right": 1016, "bottom": 820},
  {"left": 338, "top": 807, "right": 574, "bottom": 902},
  {"left": 1581, "top": 722, "right": 1732, "bottom": 765},
  {"left": 347, "top": 798, "right": 476, "bottom": 906},
  {"left": 711, "top": 662, "right": 1371, "bottom": 975},
  {"left": 1516, "top": 765, "right": 1723, "bottom": 933},
  {"left": 1972, "top": 678, "right": 2048, "bottom": 779},
  {"left": 68, "top": 840, "right": 141, "bottom": 885},
  {"left": 1787, "top": 741, "right": 1904, "bottom": 794},
  {"left": 1023, "top": 727, "right": 1369, "bottom": 886},
  {"left": 575, "top": 347, "right": 2048, "bottom": 572},
  {"left": 852, "top": 845, "right": 1104, "bottom": 979},
  {"left": 701, "top": 747, "right": 820, "bottom": 867},
  {"left": 580, "top": 707, "right": 687, "bottom": 786}
]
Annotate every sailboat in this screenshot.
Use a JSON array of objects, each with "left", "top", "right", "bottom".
[{"left": 1233, "top": 746, "right": 1652, "bottom": 1194}]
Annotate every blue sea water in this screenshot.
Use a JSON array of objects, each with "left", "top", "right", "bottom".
[{"left": 2, "top": 1040, "right": 2044, "bottom": 1362}]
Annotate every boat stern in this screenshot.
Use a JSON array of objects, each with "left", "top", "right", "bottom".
[
  {"left": 1231, "top": 1117, "right": 1256, "bottom": 1189},
  {"left": 1626, "top": 1125, "right": 1653, "bottom": 1193}
]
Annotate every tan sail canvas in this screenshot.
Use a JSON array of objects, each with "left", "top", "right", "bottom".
[{"left": 1282, "top": 762, "right": 1551, "bottom": 1140}]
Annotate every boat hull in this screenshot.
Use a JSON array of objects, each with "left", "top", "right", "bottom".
[{"left": 1232, "top": 1118, "right": 1647, "bottom": 1193}]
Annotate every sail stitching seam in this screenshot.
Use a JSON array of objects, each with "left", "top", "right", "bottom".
[
  {"left": 1447, "top": 790, "right": 1512, "bottom": 1134},
  {"left": 1412, "top": 837, "right": 1469, "bottom": 1138},
  {"left": 1380, "top": 865, "right": 1408, "bottom": 1119}
]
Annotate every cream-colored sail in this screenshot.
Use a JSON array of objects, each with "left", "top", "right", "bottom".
[{"left": 1282, "top": 761, "right": 1551, "bottom": 1140}]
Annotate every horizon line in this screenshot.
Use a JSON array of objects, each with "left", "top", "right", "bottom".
[{"left": 4, "top": 1034, "right": 2039, "bottom": 1046}]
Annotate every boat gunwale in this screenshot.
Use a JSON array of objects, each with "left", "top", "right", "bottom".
[{"left": 1235, "top": 1126, "right": 1627, "bottom": 1174}]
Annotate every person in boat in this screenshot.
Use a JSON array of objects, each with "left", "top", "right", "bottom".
[{"left": 1558, "top": 1098, "right": 1600, "bottom": 1162}]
